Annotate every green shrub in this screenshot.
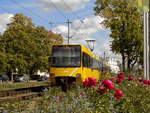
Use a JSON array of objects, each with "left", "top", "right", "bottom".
[{"left": 1, "top": 73, "right": 150, "bottom": 113}]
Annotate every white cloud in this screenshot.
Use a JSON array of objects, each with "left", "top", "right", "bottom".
[
  {"left": 53, "top": 15, "right": 122, "bottom": 59},
  {"left": 53, "top": 15, "right": 104, "bottom": 43},
  {"left": 0, "top": 13, "right": 14, "bottom": 34},
  {"left": 94, "top": 39, "right": 121, "bottom": 61},
  {"left": 53, "top": 15, "right": 110, "bottom": 55},
  {"left": 38, "top": 0, "right": 90, "bottom": 12},
  {"left": 94, "top": 39, "right": 112, "bottom": 56}
]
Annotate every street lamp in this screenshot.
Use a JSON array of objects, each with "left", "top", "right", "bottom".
[{"left": 85, "top": 40, "right": 96, "bottom": 51}]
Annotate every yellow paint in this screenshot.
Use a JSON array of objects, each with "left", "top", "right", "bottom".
[{"left": 49, "top": 44, "right": 102, "bottom": 84}]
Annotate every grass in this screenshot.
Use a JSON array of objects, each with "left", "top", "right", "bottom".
[
  {"left": 0, "top": 81, "right": 50, "bottom": 91},
  {"left": 1, "top": 73, "right": 150, "bottom": 113}
]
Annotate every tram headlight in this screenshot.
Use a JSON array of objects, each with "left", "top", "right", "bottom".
[{"left": 76, "top": 73, "right": 81, "bottom": 77}]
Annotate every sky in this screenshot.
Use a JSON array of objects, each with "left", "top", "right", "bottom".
[{"left": 0, "top": 0, "right": 120, "bottom": 59}]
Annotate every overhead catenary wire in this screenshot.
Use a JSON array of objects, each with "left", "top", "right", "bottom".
[
  {"left": 0, "top": 6, "right": 11, "bottom": 14},
  {"left": 9, "top": 0, "right": 50, "bottom": 23},
  {"left": 1, "top": 0, "right": 102, "bottom": 45},
  {"left": 61, "top": 0, "right": 83, "bottom": 22},
  {"left": 48, "top": 0, "right": 68, "bottom": 20},
  {"left": 48, "top": 0, "right": 87, "bottom": 38},
  {"left": 10, "top": 0, "right": 101, "bottom": 38},
  {"left": 69, "top": 20, "right": 84, "bottom": 38},
  {"left": 60, "top": 0, "right": 98, "bottom": 39},
  {"left": 49, "top": 21, "right": 67, "bottom": 30},
  {"left": 70, "top": 17, "right": 102, "bottom": 39}
]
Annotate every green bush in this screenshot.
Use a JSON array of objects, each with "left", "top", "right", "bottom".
[{"left": 1, "top": 74, "right": 150, "bottom": 113}]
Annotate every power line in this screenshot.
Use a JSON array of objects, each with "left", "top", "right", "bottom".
[
  {"left": 66, "top": 19, "right": 72, "bottom": 44},
  {"left": 48, "top": 0, "right": 68, "bottom": 20},
  {"left": 9, "top": 0, "right": 50, "bottom": 23},
  {"left": 49, "top": 21, "right": 68, "bottom": 30},
  {"left": 48, "top": 0, "right": 103, "bottom": 42},
  {"left": 70, "top": 20, "right": 84, "bottom": 38},
  {"left": 0, "top": 6, "right": 11, "bottom": 13},
  {"left": 61, "top": 0, "right": 83, "bottom": 22}
]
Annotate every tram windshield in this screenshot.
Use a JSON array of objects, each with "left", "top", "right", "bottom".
[{"left": 52, "top": 45, "right": 81, "bottom": 67}]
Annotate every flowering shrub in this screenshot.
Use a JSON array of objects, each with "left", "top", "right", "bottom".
[
  {"left": 1, "top": 73, "right": 150, "bottom": 113},
  {"left": 101, "top": 80, "right": 115, "bottom": 90},
  {"left": 114, "top": 72, "right": 125, "bottom": 84},
  {"left": 82, "top": 77, "right": 97, "bottom": 87},
  {"left": 98, "top": 86, "right": 106, "bottom": 91},
  {"left": 114, "top": 89, "right": 123, "bottom": 99},
  {"left": 117, "top": 72, "right": 125, "bottom": 80},
  {"left": 116, "top": 77, "right": 122, "bottom": 83},
  {"left": 143, "top": 80, "right": 149, "bottom": 84},
  {"left": 139, "top": 78, "right": 143, "bottom": 82},
  {"left": 128, "top": 75, "right": 134, "bottom": 81}
]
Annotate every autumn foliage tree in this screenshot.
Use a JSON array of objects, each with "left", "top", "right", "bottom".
[
  {"left": 94, "top": 0, "right": 143, "bottom": 72},
  {"left": 0, "top": 13, "right": 63, "bottom": 79}
]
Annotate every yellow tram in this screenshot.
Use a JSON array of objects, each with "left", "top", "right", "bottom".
[{"left": 49, "top": 44, "right": 110, "bottom": 85}]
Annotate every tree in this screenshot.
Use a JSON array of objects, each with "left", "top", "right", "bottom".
[
  {"left": 0, "top": 35, "right": 7, "bottom": 73},
  {"left": 0, "top": 13, "right": 63, "bottom": 79},
  {"left": 27, "top": 26, "right": 63, "bottom": 75},
  {"left": 94, "top": 0, "right": 143, "bottom": 72}
]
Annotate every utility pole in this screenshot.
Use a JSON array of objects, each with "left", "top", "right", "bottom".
[
  {"left": 104, "top": 51, "right": 106, "bottom": 62},
  {"left": 134, "top": 0, "right": 149, "bottom": 79},
  {"left": 49, "top": 20, "right": 72, "bottom": 44},
  {"left": 66, "top": 19, "right": 72, "bottom": 44},
  {"left": 102, "top": 51, "right": 106, "bottom": 73},
  {"left": 144, "top": 12, "right": 150, "bottom": 80}
]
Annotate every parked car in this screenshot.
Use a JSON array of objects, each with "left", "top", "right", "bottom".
[
  {"left": 30, "top": 74, "right": 40, "bottom": 80},
  {"left": 0, "top": 74, "right": 9, "bottom": 82},
  {"left": 37, "top": 76, "right": 48, "bottom": 81},
  {"left": 14, "top": 74, "right": 30, "bottom": 82}
]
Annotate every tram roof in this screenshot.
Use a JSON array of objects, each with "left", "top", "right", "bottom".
[{"left": 52, "top": 44, "right": 100, "bottom": 60}]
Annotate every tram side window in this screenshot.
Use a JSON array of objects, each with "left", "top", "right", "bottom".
[
  {"left": 95, "top": 60, "right": 100, "bottom": 70},
  {"left": 92, "top": 59, "right": 98, "bottom": 70},
  {"left": 99, "top": 61, "right": 103, "bottom": 71},
  {"left": 91, "top": 58, "right": 94, "bottom": 69},
  {"left": 83, "top": 52, "right": 90, "bottom": 68},
  {"left": 90, "top": 57, "right": 93, "bottom": 68}
]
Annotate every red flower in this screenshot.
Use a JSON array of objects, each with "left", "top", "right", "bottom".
[
  {"left": 114, "top": 90, "right": 123, "bottom": 99},
  {"left": 102, "top": 80, "right": 115, "bottom": 90},
  {"left": 117, "top": 73, "right": 125, "bottom": 80},
  {"left": 128, "top": 76, "right": 134, "bottom": 81},
  {"left": 83, "top": 80, "right": 88, "bottom": 86},
  {"left": 98, "top": 86, "right": 106, "bottom": 91},
  {"left": 143, "top": 80, "right": 149, "bottom": 84},
  {"left": 139, "top": 78, "right": 143, "bottom": 82},
  {"left": 116, "top": 78, "right": 122, "bottom": 83},
  {"left": 148, "top": 81, "right": 150, "bottom": 85},
  {"left": 82, "top": 77, "right": 97, "bottom": 87},
  {"left": 110, "top": 78, "right": 116, "bottom": 82}
]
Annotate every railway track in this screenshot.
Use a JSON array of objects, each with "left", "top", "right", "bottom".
[{"left": 0, "top": 84, "right": 49, "bottom": 103}]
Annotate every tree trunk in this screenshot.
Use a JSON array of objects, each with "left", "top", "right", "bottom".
[
  {"left": 29, "top": 69, "right": 34, "bottom": 76},
  {"left": 122, "top": 53, "right": 126, "bottom": 72},
  {"left": 7, "top": 68, "right": 13, "bottom": 82},
  {"left": 127, "top": 56, "right": 131, "bottom": 72}
]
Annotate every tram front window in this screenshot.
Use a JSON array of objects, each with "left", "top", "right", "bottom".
[{"left": 52, "top": 45, "right": 81, "bottom": 67}]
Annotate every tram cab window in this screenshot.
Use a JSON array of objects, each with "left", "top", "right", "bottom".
[{"left": 52, "top": 45, "right": 81, "bottom": 67}]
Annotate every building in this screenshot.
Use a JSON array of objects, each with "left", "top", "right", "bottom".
[{"left": 107, "top": 57, "right": 120, "bottom": 74}]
